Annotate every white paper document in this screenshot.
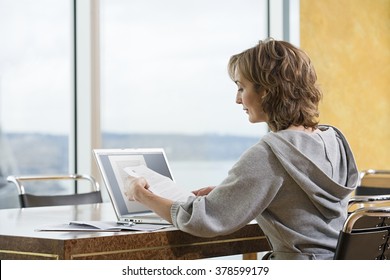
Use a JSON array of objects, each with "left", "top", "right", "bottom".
[
  {"left": 35, "top": 221, "right": 169, "bottom": 232},
  {"left": 124, "top": 165, "right": 195, "bottom": 202}
]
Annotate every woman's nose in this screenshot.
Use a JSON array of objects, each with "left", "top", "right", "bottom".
[{"left": 236, "top": 92, "right": 242, "bottom": 104}]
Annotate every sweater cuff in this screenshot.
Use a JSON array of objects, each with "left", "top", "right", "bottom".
[{"left": 170, "top": 201, "right": 181, "bottom": 228}]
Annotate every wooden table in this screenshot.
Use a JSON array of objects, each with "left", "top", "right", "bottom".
[{"left": 0, "top": 203, "right": 270, "bottom": 260}]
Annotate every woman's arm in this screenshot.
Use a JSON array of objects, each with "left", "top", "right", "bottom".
[{"left": 124, "top": 177, "right": 173, "bottom": 223}]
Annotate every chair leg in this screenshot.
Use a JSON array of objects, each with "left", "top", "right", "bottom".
[{"left": 261, "top": 251, "right": 273, "bottom": 260}]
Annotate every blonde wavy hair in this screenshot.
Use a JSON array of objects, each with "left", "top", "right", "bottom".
[{"left": 228, "top": 38, "right": 322, "bottom": 132}]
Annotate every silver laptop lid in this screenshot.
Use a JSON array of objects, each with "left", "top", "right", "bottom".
[{"left": 93, "top": 148, "right": 174, "bottom": 220}]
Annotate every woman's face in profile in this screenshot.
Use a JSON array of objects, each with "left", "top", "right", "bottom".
[{"left": 234, "top": 69, "right": 267, "bottom": 124}]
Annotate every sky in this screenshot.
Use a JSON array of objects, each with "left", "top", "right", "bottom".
[{"left": 0, "top": 0, "right": 269, "bottom": 137}]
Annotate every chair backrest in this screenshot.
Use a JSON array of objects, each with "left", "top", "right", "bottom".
[
  {"left": 334, "top": 207, "right": 390, "bottom": 260},
  {"left": 348, "top": 194, "right": 390, "bottom": 215},
  {"left": 349, "top": 170, "right": 390, "bottom": 213},
  {"left": 356, "top": 169, "right": 390, "bottom": 196},
  {"left": 7, "top": 174, "right": 103, "bottom": 208}
]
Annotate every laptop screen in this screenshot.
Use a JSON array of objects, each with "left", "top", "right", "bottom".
[{"left": 93, "top": 149, "right": 174, "bottom": 217}]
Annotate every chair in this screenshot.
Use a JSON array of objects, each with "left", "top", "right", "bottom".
[
  {"left": 355, "top": 169, "right": 390, "bottom": 196},
  {"left": 348, "top": 170, "right": 390, "bottom": 213},
  {"left": 348, "top": 193, "right": 390, "bottom": 214},
  {"left": 334, "top": 207, "right": 390, "bottom": 260},
  {"left": 7, "top": 174, "right": 103, "bottom": 208}
]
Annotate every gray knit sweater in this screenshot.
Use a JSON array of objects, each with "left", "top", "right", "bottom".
[{"left": 170, "top": 125, "right": 359, "bottom": 260}]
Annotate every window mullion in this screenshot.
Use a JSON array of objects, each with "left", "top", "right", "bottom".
[{"left": 73, "top": 0, "right": 101, "bottom": 191}]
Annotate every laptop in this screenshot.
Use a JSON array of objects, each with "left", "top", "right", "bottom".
[{"left": 93, "top": 148, "right": 174, "bottom": 225}]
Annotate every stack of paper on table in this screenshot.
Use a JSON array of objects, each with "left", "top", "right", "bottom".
[{"left": 36, "top": 221, "right": 169, "bottom": 232}]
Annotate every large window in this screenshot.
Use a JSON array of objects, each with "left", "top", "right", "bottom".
[
  {"left": 0, "top": 0, "right": 72, "bottom": 208},
  {"left": 100, "top": 0, "right": 269, "bottom": 191},
  {"left": 0, "top": 0, "right": 297, "bottom": 209}
]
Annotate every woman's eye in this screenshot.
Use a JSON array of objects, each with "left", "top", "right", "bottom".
[{"left": 237, "top": 88, "right": 243, "bottom": 92}]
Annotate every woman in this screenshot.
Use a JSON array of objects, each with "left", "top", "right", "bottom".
[{"left": 124, "top": 38, "right": 359, "bottom": 260}]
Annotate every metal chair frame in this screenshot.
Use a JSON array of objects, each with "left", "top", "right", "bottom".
[
  {"left": 334, "top": 207, "right": 390, "bottom": 260},
  {"left": 7, "top": 174, "right": 102, "bottom": 208},
  {"left": 349, "top": 194, "right": 390, "bottom": 209}
]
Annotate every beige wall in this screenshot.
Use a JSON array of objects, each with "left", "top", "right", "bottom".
[{"left": 300, "top": 0, "right": 390, "bottom": 170}]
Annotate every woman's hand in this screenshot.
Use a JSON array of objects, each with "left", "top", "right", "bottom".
[
  {"left": 124, "top": 176, "right": 150, "bottom": 201},
  {"left": 123, "top": 175, "right": 174, "bottom": 224},
  {"left": 192, "top": 186, "right": 215, "bottom": 196}
]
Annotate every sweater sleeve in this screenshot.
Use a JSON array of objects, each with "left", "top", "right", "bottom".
[{"left": 170, "top": 142, "right": 283, "bottom": 237}]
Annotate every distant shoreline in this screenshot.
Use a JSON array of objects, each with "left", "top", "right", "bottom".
[{"left": 2, "top": 132, "right": 262, "bottom": 175}]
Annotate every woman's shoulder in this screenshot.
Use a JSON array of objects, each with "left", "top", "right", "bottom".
[{"left": 238, "top": 136, "right": 276, "bottom": 161}]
